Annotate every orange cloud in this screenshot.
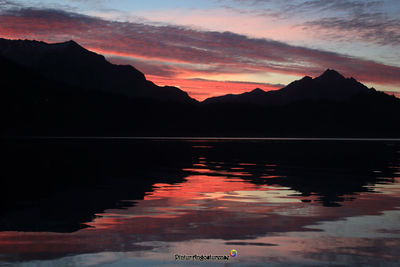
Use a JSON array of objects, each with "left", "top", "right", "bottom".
[
  {"left": 147, "top": 75, "right": 282, "bottom": 100},
  {"left": 1, "top": 8, "right": 399, "bottom": 99}
]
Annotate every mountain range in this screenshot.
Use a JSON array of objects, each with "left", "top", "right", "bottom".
[
  {"left": 0, "top": 38, "right": 195, "bottom": 103},
  {"left": 204, "top": 69, "right": 374, "bottom": 105},
  {"left": 0, "top": 38, "right": 399, "bottom": 137}
]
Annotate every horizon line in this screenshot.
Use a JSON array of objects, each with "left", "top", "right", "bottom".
[{"left": 2, "top": 136, "right": 400, "bottom": 142}]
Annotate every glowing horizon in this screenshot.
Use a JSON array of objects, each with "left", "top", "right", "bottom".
[{"left": 0, "top": 0, "right": 399, "bottom": 100}]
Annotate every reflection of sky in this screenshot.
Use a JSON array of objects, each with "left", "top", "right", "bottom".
[
  {"left": 0, "top": 160, "right": 399, "bottom": 266},
  {"left": 305, "top": 210, "right": 400, "bottom": 238}
]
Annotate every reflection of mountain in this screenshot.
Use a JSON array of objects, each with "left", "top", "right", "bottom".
[
  {"left": 184, "top": 140, "right": 400, "bottom": 206},
  {"left": 0, "top": 139, "right": 194, "bottom": 232},
  {"left": 0, "top": 139, "right": 399, "bottom": 234},
  {"left": 0, "top": 38, "right": 399, "bottom": 137},
  {"left": 0, "top": 139, "right": 399, "bottom": 262}
]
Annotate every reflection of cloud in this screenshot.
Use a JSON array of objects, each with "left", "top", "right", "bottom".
[
  {"left": 305, "top": 210, "right": 400, "bottom": 238},
  {"left": 0, "top": 171, "right": 399, "bottom": 263},
  {"left": 299, "top": 236, "right": 400, "bottom": 264},
  {"left": 225, "top": 241, "right": 278, "bottom": 246}
]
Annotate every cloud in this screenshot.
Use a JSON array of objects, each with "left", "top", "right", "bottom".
[
  {"left": 0, "top": 6, "right": 400, "bottom": 98},
  {"left": 107, "top": 56, "right": 182, "bottom": 78},
  {"left": 0, "top": 0, "right": 22, "bottom": 10},
  {"left": 287, "top": 0, "right": 383, "bottom": 13},
  {"left": 107, "top": 54, "right": 286, "bottom": 99},
  {"left": 303, "top": 12, "right": 400, "bottom": 46},
  {"left": 146, "top": 76, "right": 284, "bottom": 100},
  {"left": 218, "top": 0, "right": 383, "bottom": 17},
  {"left": 268, "top": 1, "right": 400, "bottom": 47},
  {"left": 217, "top": 1, "right": 400, "bottom": 48}
]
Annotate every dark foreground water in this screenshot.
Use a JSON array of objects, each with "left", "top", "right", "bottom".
[{"left": 0, "top": 138, "right": 399, "bottom": 266}]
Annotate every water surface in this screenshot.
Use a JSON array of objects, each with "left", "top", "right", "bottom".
[{"left": 0, "top": 139, "right": 399, "bottom": 266}]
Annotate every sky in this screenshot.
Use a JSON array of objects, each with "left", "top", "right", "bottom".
[{"left": 0, "top": 0, "right": 400, "bottom": 100}]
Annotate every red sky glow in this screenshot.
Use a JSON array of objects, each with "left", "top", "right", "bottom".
[{"left": 0, "top": 0, "right": 399, "bottom": 100}]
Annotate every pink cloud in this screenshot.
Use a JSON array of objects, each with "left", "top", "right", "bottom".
[
  {"left": 0, "top": 8, "right": 400, "bottom": 99},
  {"left": 146, "top": 75, "right": 283, "bottom": 100}
]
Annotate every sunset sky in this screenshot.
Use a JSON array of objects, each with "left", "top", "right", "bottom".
[{"left": 1, "top": 0, "right": 400, "bottom": 100}]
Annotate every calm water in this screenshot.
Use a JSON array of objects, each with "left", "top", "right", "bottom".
[{"left": 0, "top": 139, "right": 399, "bottom": 266}]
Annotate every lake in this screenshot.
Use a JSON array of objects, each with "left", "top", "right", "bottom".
[{"left": 0, "top": 138, "right": 399, "bottom": 266}]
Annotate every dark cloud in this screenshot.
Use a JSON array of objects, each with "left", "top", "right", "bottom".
[
  {"left": 219, "top": 0, "right": 399, "bottom": 48},
  {"left": 0, "top": 0, "right": 22, "bottom": 10},
  {"left": 261, "top": 0, "right": 400, "bottom": 47},
  {"left": 222, "top": 0, "right": 382, "bottom": 11},
  {"left": 0, "top": 7, "right": 400, "bottom": 87},
  {"left": 287, "top": 0, "right": 383, "bottom": 13},
  {"left": 218, "top": 0, "right": 383, "bottom": 18},
  {"left": 303, "top": 12, "right": 400, "bottom": 46}
]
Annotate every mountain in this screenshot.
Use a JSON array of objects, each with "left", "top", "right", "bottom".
[
  {"left": 0, "top": 37, "right": 399, "bottom": 137},
  {"left": 203, "top": 69, "right": 373, "bottom": 105},
  {"left": 0, "top": 38, "right": 196, "bottom": 103},
  {"left": 0, "top": 43, "right": 200, "bottom": 136}
]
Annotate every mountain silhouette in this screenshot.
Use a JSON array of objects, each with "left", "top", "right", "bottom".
[
  {"left": 0, "top": 38, "right": 196, "bottom": 103},
  {"left": 0, "top": 37, "right": 399, "bottom": 137},
  {"left": 203, "top": 69, "right": 373, "bottom": 105}
]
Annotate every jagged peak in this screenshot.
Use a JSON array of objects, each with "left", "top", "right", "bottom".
[
  {"left": 63, "top": 40, "right": 79, "bottom": 46},
  {"left": 250, "top": 88, "right": 265, "bottom": 93},
  {"left": 302, "top": 75, "right": 312, "bottom": 81},
  {"left": 0, "top": 38, "right": 87, "bottom": 52},
  {"left": 65, "top": 40, "right": 77, "bottom": 44},
  {"left": 318, "top": 69, "right": 345, "bottom": 80},
  {"left": 54, "top": 40, "right": 84, "bottom": 50}
]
